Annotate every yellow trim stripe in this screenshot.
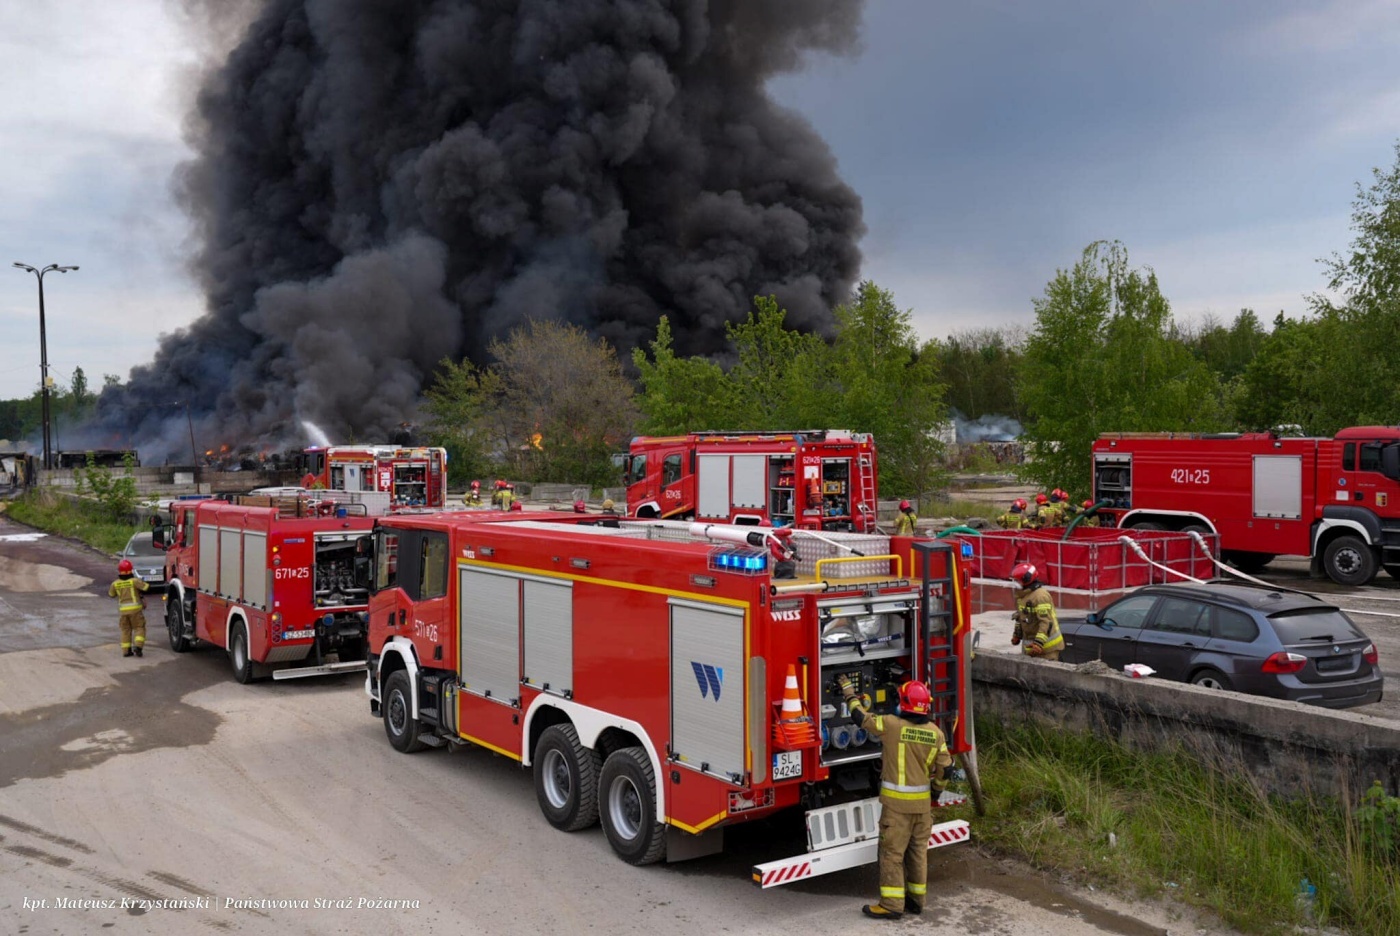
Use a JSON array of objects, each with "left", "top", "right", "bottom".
[
  {"left": 456, "top": 557, "right": 750, "bottom": 610},
  {"left": 457, "top": 732, "right": 522, "bottom": 762},
  {"left": 667, "top": 810, "right": 727, "bottom": 834}
]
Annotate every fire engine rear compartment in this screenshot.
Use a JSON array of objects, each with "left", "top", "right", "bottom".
[{"left": 365, "top": 517, "right": 974, "bottom": 877}]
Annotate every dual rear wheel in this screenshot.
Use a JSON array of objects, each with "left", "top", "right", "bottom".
[{"left": 533, "top": 728, "right": 664, "bottom": 865}]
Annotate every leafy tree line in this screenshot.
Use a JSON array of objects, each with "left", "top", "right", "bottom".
[
  {"left": 419, "top": 135, "right": 1400, "bottom": 497},
  {"left": 0, "top": 367, "right": 115, "bottom": 444}
]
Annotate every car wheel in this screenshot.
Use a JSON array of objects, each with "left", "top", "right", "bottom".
[
  {"left": 229, "top": 621, "right": 255, "bottom": 684},
  {"left": 534, "top": 724, "right": 602, "bottom": 832},
  {"left": 1323, "top": 535, "right": 1378, "bottom": 587},
  {"left": 383, "top": 670, "right": 426, "bottom": 753},
  {"left": 599, "top": 747, "right": 666, "bottom": 865},
  {"left": 1190, "top": 668, "right": 1233, "bottom": 691},
  {"left": 166, "top": 597, "right": 191, "bottom": 653}
]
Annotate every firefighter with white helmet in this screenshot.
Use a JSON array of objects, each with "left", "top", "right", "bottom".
[
  {"left": 997, "top": 498, "right": 1029, "bottom": 530},
  {"left": 1010, "top": 562, "right": 1064, "bottom": 661},
  {"left": 108, "top": 559, "right": 151, "bottom": 658},
  {"left": 893, "top": 499, "right": 917, "bottom": 536},
  {"left": 836, "top": 676, "right": 952, "bottom": 919}
]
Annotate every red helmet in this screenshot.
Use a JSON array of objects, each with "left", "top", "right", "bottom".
[
  {"left": 1011, "top": 562, "right": 1037, "bottom": 587},
  {"left": 573, "top": 500, "right": 586, "bottom": 513},
  {"left": 1035, "top": 493, "right": 1049, "bottom": 505},
  {"left": 897, "top": 680, "right": 932, "bottom": 715},
  {"left": 1051, "top": 488, "right": 1068, "bottom": 502},
  {"left": 117, "top": 559, "right": 134, "bottom": 575},
  {"left": 471, "top": 480, "right": 481, "bottom": 490},
  {"left": 509, "top": 501, "right": 523, "bottom": 511},
  {"left": 1011, "top": 498, "right": 1027, "bottom": 511},
  {"left": 899, "top": 499, "right": 912, "bottom": 512},
  {"left": 495, "top": 479, "right": 508, "bottom": 489},
  {"left": 1082, "top": 499, "right": 1094, "bottom": 509}
]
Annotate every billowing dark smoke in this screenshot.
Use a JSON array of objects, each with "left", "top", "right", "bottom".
[{"left": 94, "top": 0, "right": 866, "bottom": 461}]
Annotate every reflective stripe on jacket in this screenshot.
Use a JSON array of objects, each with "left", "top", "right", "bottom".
[
  {"left": 854, "top": 710, "right": 952, "bottom": 814},
  {"left": 1015, "top": 585, "right": 1064, "bottom": 651},
  {"left": 108, "top": 576, "right": 148, "bottom": 613}
]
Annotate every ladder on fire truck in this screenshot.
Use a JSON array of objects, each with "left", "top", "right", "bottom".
[
  {"left": 914, "top": 540, "right": 985, "bottom": 815},
  {"left": 854, "top": 452, "right": 877, "bottom": 530}
]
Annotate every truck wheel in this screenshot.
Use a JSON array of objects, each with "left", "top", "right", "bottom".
[
  {"left": 534, "top": 724, "right": 602, "bottom": 832},
  {"left": 1128, "top": 521, "right": 1164, "bottom": 531},
  {"left": 229, "top": 622, "right": 256, "bottom": 684},
  {"left": 383, "top": 670, "right": 426, "bottom": 753},
  {"left": 166, "top": 598, "right": 191, "bottom": 654},
  {"left": 1323, "top": 535, "right": 1378, "bottom": 586},
  {"left": 599, "top": 747, "right": 665, "bottom": 865}
]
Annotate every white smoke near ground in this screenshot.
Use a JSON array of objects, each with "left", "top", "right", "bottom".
[{"left": 952, "top": 410, "right": 1024, "bottom": 443}]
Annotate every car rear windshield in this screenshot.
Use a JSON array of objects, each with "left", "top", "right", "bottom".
[
  {"left": 1267, "top": 608, "right": 1366, "bottom": 644},
  {"left": 127, "top": 540, "right": 163, "bottom": 557}
]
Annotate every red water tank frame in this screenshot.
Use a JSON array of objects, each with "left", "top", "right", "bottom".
[
  {"left": 1091, "top": 427, "right": 1400, "bottom": 585},
  {"left": 622, "top": 430, "right": 879, "bottom": 532}
]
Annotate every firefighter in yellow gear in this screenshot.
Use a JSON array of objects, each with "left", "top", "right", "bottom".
[
  {"left": 109, "top": 559, "right": 150, "bottom": 657},
  {"left": 837, "top": 675, "right": 952, "bottom": 920},
  {"left": 997, "top": 498, "right": 1029, "bottom": 529},
  {"left": 893, "top": 499, "right": 917, "bottom": 536},
  {"left": 1077, "top": 499, "right": 1100, "bottom": 527},
  {"left": 464, "top": 480, "right": 484, "bottom": 507},
  {"left": 1010, "top": 562, "right": 1064, "bottom": 661}
]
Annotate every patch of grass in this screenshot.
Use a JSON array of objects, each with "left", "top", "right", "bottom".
[
  {"left": 922, "top": 497, "right": 1005, "bottom": 523},
  {"left": 974, "top": 719, "right": 1400, "bottom": 935},
  {"left": 6, "top": 489, "right": 142, "bottom": 555}
]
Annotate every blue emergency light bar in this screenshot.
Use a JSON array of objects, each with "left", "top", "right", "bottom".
[{"left": 708, "top": 547, "right": 769, "bottom": 575}]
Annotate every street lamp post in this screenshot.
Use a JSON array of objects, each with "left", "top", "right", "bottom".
[{"left": 12, "top": 262, "right": 78, "bottom": 470}]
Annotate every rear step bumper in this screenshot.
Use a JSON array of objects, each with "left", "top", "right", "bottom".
[{"left": 751, "top": 795, "right": 970, "bottom": 888}]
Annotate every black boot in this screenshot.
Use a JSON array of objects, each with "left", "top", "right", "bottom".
[
  {"left": 904, "top": 899, "right": 923, "bottom": 916},
  {"left": 134, "top": 646, "right": 143, "bottom": 657},
  {"left": 123, "top": 649, "right": 133, "bottom": 657}
]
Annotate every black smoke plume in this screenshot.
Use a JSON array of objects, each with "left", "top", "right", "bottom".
[{"left": 94, "top": 0, "right": 866, "bottom": 461}]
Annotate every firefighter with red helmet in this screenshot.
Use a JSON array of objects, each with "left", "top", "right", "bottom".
[
  {"left": 893, "top": 499, "right": 917, "bottom": 536},
  {"left": 108, "top": 559, "right": 151, "bottom": 658},
  {"left": 836, "top": 676, "right": 952, "bottom": 920},
  {"left": 1010, "top": 563, "right": 1064, "bottom": 661},
  {"left": 1078, "top": 499, "right": 1100, "bottom": 527},
  {"left": 464, "top": 480, "right": 483, "bottom": 507},
  {"left": 1031, "top": 492, "right": 1063, "bottom": 528},
  {"left": 997, "top": 498, "right": 1029, "bottom": 530},
  {"left": 573, "top": 499, "right": 587, "bottom": 513}
]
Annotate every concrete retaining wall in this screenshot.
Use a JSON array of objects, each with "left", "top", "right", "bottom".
[{"left": 974, "top": 653, "right": 1400, "bottom": 800}]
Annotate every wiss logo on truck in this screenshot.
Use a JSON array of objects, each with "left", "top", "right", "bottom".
[{"left": 352, "top": 511, "right": 980, "bottom": 882}]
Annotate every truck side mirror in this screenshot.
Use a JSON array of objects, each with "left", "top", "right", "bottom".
[
  {"left": 353, "top": 535, "right": 373, "bottom": 591},
  {"left": 1383, "top": 444, "right": 1400, "bottom": 481}
]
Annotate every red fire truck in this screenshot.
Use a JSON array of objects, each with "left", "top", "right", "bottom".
[
  {"left": 156, "top": 495, "right": 377, "bottom": 682},
  {"left": 622, "top": 430, "right": 879, "bottom": 532},
  {"left": 1092, "top": 427, "right": 1400, "bottom": 585},
  {"left": 358, "top": 512, "right": 976, "bottom": 880},
  {"left": 301, "top": 445, "right": 448, "bottom": 509}
]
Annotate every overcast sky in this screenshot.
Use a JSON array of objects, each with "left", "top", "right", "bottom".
[{"left": 1, "top": 0, "right": 1397, "bottom": 401}]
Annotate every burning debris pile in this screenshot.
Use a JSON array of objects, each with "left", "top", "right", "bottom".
[{"left": 91, "top": 0, "right": 867, "bottom": 463}]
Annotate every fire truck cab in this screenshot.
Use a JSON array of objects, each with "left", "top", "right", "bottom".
[
  {"left": 622, "top": 430, "right": 878, "bottom": 532},
  {"left": 360, "top": 512, "right": 975, "bottom": 880},
  {"left": 1092, "top": 427, "right": 1400, "bottom": 585},
  {"left": 302, "top": 444, "right": 448, "bottom": 509},
  {"left": 156, "top": 493, "right": 378, "bottom": 682}
]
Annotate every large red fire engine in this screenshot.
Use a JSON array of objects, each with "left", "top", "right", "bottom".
[
  {"left": 622, "top": 430, "right": 879, "bottom": 532},
  {"left": 358, "top": 512, "right": 976, "bottom": 880},
  {"left": 156, "top": 494, "right": 377, "bottom": 682},
  {"left": 1092, "top": 427, "right": 1400, "bottom": 585},
  {"left": 301, "top": 444, "right": 448, "bottom": 508}
]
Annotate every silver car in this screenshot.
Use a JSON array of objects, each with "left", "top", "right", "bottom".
[{"left": 121, "top": 531, "right": 166, "bottom": 586}]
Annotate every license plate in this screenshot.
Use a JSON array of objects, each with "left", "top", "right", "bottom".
[
  {"left": 282, "top": 629, "right": 315, "bottom": 640},
  {"left": 772, "top": 751, "right": 802, "bottom": 781}
]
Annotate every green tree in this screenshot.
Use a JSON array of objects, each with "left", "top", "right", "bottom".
[
  {"left": 75, "top": 452, "right": 139, "bottom": 521},
  {"left": 723, "top": 296, "right": 830, "bottom": 428},
  {"left": 1018, "top": 241, "right": 1228, "bottom": 491},
  {"left": 631, "top": 317, "right": 737, "bottom": 433},
  {"left": 421, "top": 357, "right": 499, "bottom": 486},
  {"left": 936, "top": 328, "right": 1026, "bottom": 422}
]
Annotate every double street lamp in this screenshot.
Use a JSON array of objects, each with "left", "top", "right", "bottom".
[{"left": 12, "top": 262, "right": 79, "bottom": 470}]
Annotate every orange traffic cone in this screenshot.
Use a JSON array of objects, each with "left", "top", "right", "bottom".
[{"left": 772, "top": 664, "right": 818, "bottom": 749}]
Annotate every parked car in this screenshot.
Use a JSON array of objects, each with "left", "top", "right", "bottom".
[
  {"left": 1060, "top": 581, "right": 1383, "bottom": 709},
  {"left": 121, "top": 531, "right": 166, "bottom": 586}
]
